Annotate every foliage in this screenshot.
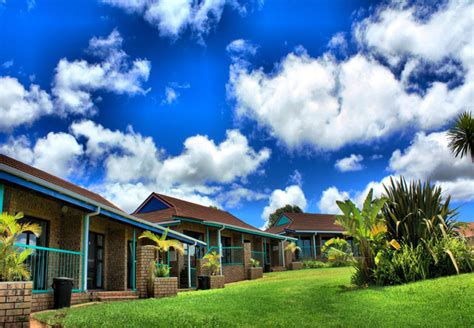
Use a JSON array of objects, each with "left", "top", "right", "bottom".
[
  {"left": 447, "top": 110, "right": 474, "bottom": 162},
  {"left": 321, "top": 238, "right": 353, "bottom": 265},
  {"left": 249, "top": 258, "right": 261, "bottom": 268},
  {"left": 34, "top": 268, "right": 474, "bottom": 328},
  {"left": 0, "top": 212, "right": 41, "bottom": 282},
  {"left": 302, "top": 260, "right": 330, "bottom": 269},
  {"left": 285, "top": 242, "right": 301, "bottom": 255},
  {"left": 202, "top": 251, "right": 221, "bottom": 275},
  {"left": 139, "top": 229, "right": 184, "bottom": 292},
  {"left": 267, "top": 204, "right": 302, "bottom": 228},
  {"left": 382, "top": 177, "right": 458, "bottom": 247},
  {"left": 336, "top": 189, "right": 389, "bottom": 285}
]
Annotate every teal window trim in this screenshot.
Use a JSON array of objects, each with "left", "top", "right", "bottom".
[
  {"left": 132, "top": 228, "right": 136, "bottom": 291},
  {"left": 0, "top": 184, "right": 4, "bottom": 212},
  {"left": 14, "top": 243, "right": 81, "bottom": 255}
]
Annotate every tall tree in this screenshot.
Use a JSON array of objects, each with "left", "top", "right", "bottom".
[
  {"left": 448, "top": 111, "right": 474, "bottom": 163},
  {"left": 267, "top": 204, "right": 302, "bottom": 228}
]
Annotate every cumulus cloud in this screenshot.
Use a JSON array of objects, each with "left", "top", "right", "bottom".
[
  {"left": 102, "top": 0, "right": 250, "bottom": 39},
  {"left": 53, "top": 29, "right": 151, "bottom": 116},
  {"left": 216, "top": 184, "right": 267, "bottom": 209},
  {"left": 335, "top": 154, "right": 364, "bottom": 172},
  {"left": 0, "top": 77, "right": 53, "bottom": 131},
  {"left": 162, "top": 82, "right": 190, "bottom": 105},
  {"left": 228, "top": 0, "right": 473, "bottom": 151},
  {"left": 261, "top": 185, "right": 307, "bottom": 223},
  {"left": 0, "top": 132, "right": 83, "bottom": 178},
  {"left": 319, "top": 130, "right": 474, "bottom": 212}
]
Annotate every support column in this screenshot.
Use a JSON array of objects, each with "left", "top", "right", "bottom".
[
  {"left": 187, "top": 246, "right": 191, "bottom": 288},
  {"left": 82, "top": 215, "right": 90, "bottom": 291},
  {"left": 217, "top": 228, "right": 223, "bottom": 275},
  {"left": 206, "top": 227, "right": 210, "bottom": 251},
  {"left": 132, "top": 228, "right": 137, "bottom": 290},
  {"left": 0, "top": 184, "right": 4, "bottom": 212},
  {"left": 280, "top": 241, "right": 285, "bottom": 267},
  {"left": 312, "top": 233, "right": 317, "bottom": 259}
]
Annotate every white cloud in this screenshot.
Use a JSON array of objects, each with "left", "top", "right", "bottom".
[
  {"left": 226, "top": 39, "right": 258, "bottom": 61},
  {"left": 335, "top": 154, "right": 364, "bottom": 172},
  {"left": 318, "top": 186, "right": 349, "bottom": 214},
  {"left": 159, "top": 129, "right": 271, "bottom": 186},
  {"left": 163, "top": 87, "right": 178, "bottom": 104},
  {"left": 102, "top": 0, "right": 247, "bottom": 39},
  {"left": 216, "top": 184, "right": 267, "bottom": 209},
  {"left": 0, "top": 77, "right": 53, "bottom": 131},
  {"left": 261, "top": 185, "right": 307, "bottom": 223},
  {"left": 53, "top": 29, "right": 151, "bottom": 116},
  {"left": 0, "top": 132, "right": 83, "bottom": 178},
  {"left": 228, "top": 0, "right": 473, "bottom": 151},
  {"left": 1, "top": 60, "right": 13, "bottom": 69}
]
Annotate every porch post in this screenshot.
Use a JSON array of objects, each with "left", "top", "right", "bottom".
[
  {"left": 82, "top": 215, "right": 90, "bottom": 291},
  {"left": 0, "top": 184, "right": 4, "bottom": 212},
  {"left": 281, "top": 240, "right": 285, "bottom": 267},
  {"left": 217, "top": 228, "right": 223, "bottom": 275},
  {"left": 206, "top": 227, "right": 210, "bottom": 251},
  {"left": 187, "top": 245, "right": 191, "bottom": 288},
  {"left": 132, "top": 228, "right": 137, "bottom": 290},
  {"left": 312, "top": 233, "right": 317, "bottom": 259}
]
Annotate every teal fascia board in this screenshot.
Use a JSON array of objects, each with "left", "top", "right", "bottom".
[
  {"left": 275, "top": 215, "right": 291, "bottom": 227},
  {"left": 174, "top": 216, "right": 291, "bottom": 241}
]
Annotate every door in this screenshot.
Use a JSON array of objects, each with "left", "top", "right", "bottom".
[
  {"left": 127, "top": 241, "right": 135, "bottom": 289},
  {"left": 88, "top": 232, "right": 104, "bottom": 289}
]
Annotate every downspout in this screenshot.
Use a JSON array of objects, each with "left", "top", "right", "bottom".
[
  {"left": 188, "top": 241, "right": 196, "bottom": 288},
  {"left": 217, "top": 226, "right": 225, "bottom": 276},
  {"left": 82, "top": 207, "right": 101, "bottom": 291},
  {"left": 281, "top": 239, "right": 286, "bottom": 268},
  {"left": 312, "top": 233, "right": 317, "bottom": 259}
]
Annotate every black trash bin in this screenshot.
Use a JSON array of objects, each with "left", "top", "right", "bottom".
[
  {"left": 52, "top": 277, "right": 74, "bottom": 309},
  {"left": 264, "top": 263, "right": 271, "bottom": 273},
  {"left": 198, "top": 275, "right": 210, "bottom": 290}
]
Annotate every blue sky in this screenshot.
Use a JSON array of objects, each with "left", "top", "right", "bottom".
[{"left": 1, "top": 0, "right": 473, "bottom": 227}]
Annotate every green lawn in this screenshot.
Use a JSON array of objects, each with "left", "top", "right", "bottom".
[{"left": 34, "top": 268, "right": 474, "bottom": 328}]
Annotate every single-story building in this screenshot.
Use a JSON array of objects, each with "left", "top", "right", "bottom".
[
  {"left": 459, "top": 222, "right": 474, "bottom": 246},
  {"left": 266, "top": 212, "right": 353, "bottom": 260},
  {"left": 0, "top": 154, "right": 205, "bottom": 311},
  {"left": 133, "top": 193, "right": 297, "bottom": 285}
]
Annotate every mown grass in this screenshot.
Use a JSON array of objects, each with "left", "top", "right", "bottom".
[{"left": 34, "top": 267, "right": 474, "bottom": 327}]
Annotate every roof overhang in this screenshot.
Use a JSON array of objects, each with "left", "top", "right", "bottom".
[
  {"left": 0, "top": 164, "right": 205, "bottom": 246},
  {"left": 288, "top": 229, "right": 345, "bottom": 234},
  {"left": 174, "top": 216, "right": 297, "bottom": 241}
]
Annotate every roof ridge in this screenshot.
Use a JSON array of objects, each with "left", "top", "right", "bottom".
[{"left": 0, "top": 154, "right": 124, "bottom": 212}]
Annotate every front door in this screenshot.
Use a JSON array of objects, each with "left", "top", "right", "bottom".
[{"left": 88, "top": 232, "right": 104, "bottom": 289}]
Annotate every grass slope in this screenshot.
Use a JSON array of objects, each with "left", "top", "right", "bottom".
[{"left": 35, "top": 268, "right": 474, "bottom": 328}]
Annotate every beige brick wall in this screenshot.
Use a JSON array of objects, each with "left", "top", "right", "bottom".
[
  {"left": 209, "top": 275, "right": 225, "bottom": 289},
  {"left": 153, "top": 278, "right": 177, "bottom": 298},
  {"left": 0, "top": 281, "right": 32, "bottom": 327},
  {"left": 136, "top": 245, "right": 156, "bottom": 298},
  {"left": 248, "top": 267, "right": 263, "bottom": 280},
  {"left": 222, "top": 265, "right": 245, "bottom": 283}
]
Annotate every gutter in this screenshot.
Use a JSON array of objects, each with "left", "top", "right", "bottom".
[{"left": 0, "top": 164, "right": 205, "bottom": 246}]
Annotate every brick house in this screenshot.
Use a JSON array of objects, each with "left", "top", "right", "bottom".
[
  {"left": 133, "top": 193, "right": 297, "bottom": 285},
  {"left": 266, "top": 212, "right": 353, "bottom": 260},
  {"left": 0, "top": 154, "right": 205, "bottom": 311}
]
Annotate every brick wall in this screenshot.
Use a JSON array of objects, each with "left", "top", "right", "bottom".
[
  {"left": 0, "top": 281, "right": 32, "bottom": 328},
  {"left": 248, "top": 267, "right": 263, "bottom": 280},
  {"left": 31, "top": 292, "right": 91, "bottom": 313},
  {"left": 153, "top": 278, "right": 177, "bottom": 298},
  {"left": 209, "top": 275, "right": 225, "bottom": 289},
  {"left": 136, "top": 245, "right": 156, "bottom": 298},
  {"left": 222, "top": 265, "right": 245, "bottom": 283}
]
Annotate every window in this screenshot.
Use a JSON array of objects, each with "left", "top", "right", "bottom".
[
  {"left": 221, "top": 237, "right": 232, "bottom": 264},
  {"left": 296, "top": 238, "right": 312, "bottom": 260},
  {"left": 18, "top": 217, "right": 49, "bottom": 247}
]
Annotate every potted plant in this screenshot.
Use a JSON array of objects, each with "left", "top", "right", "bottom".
[
  {"left": 199, "top": 251, "right": 224, "bottom": 289},
  {"left": 285, "top": 242, "right": 303, "bottom": 270},
  {"left": 139, "top": 229, "right": 183, "bottom": 298},
  {"left": 248, "top": 258, "right": 263, "bottom": 280},
  {"left": 1, "top": 212, "right": 41, "bottom": 327}
]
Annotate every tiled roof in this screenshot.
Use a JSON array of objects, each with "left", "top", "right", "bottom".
[
  {"left": 459, "top": 222, "right": 474, "bottom": 238},
  {"left": 0, "top": 154, "right": 123, "bottom": 212},
  {"left": 266, "top": 212, "right": 343, "bottom": 234},
  {"left": 135, "top": 193, "right": 262, "bottom": 232}
]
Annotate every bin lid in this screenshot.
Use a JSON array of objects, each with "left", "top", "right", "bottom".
[{"left": 53, "top": 277, "right": 74, "bottom": 281}]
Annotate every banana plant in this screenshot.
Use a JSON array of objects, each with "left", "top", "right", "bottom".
[{"left": 0, "top": 212, "right": 42, "bottom": 281}]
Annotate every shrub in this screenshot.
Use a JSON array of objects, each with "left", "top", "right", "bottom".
[
  {"left": 0, "top": 212, "right": 41, "bottom": 282},
  {"left": 249, "top": 258, "right": 261, "bottom": 268},
  {"left": 302, "top": 260, "right": 329, "bottom": 269},
  {"left": 322, "top": 238, "right": 353, "bottom": 265},
  {"left": 202, "top": 251, "right": 221, "bottom": 275}
]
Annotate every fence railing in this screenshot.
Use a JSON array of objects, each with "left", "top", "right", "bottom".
[
  {"left": 15, "top": 243, "right": 81, "bottom": 293},
  {"left": 204, "top": 246, "right": 244, "bottom": 266},
  {"left": 250, "top": 251, "right": 264, "bottom": 267}
]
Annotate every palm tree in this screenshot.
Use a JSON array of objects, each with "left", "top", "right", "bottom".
[
  {"left": 0, "top": 212, "right": 42, "bottom": 281},
  {"left": 448, "top": 111, "right": 474, "bottom": 162}
]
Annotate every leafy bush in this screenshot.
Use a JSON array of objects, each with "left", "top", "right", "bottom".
[
  {"left": 249, "top": 258, "right": 261, "bottom": 268},
  {"left": 322, "top": 238, "right": 353, "bottom": 265},
  {"left": 0, "top": 212, "right": 41, "bottom": 282},
  {"left": 302, "top": 260, "right": 330, "bottom": 269},
  {"left": 202, "top": 251, "right": 221, "bottom": 275}
]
